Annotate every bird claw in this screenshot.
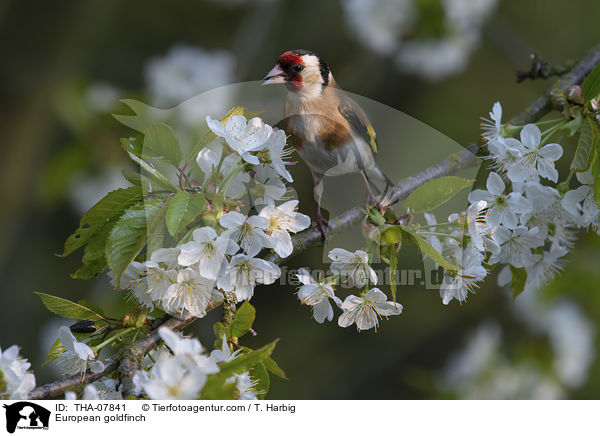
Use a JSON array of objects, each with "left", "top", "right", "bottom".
[{"left": 313, "top": 214, "right": 329, "bottom": 239}]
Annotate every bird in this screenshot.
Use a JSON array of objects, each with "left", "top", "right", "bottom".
[{"left": 262, "top": 49, "right": 394, "bottom": 236}]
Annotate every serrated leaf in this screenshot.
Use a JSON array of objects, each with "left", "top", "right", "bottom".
[
  {"left": 227, "top": 301, "right": 256, "bottom": 339},
  {"left": 106, "top": 200, "right": 167, "bottom": 287},
  {"left": 250, "top": 362, "right": 270, "bottom": 399},
  {"left": 42, "top": 338, "right": 65, "bottom": 367},
  {"left": 165, "top": 191, "right": 207, "bottom": 237},
  {"left": 510, "top": 266, "right": 527, "bottom": 300},
  {"left": 571, "top": 117, "right": 597, "bottom": 172},
  {"left": 582, "top": 63, "right": 600, "bottom": 101},
  {"left": 220, "top": 340, "right": 277, "bottom": 378},
  {"left": 71, "top": 216, "right": 119, "bottom": 279},
  {"left": 402, "top": 226, "right": 456, "bottom": 272},
  {"left": 143, "top": 123, "right": 182, "bottom": 166},
  {"left": 263, "top": 356, "right": 287, "bottom": 379},
  {"left": 122, "top": 169, "right": 142, "bottom": 186},
  {"left": 404, "top": 176, "right": 474, "bottom": 213},
  {"left": 62, "top": 186, "right": 143, "bottom": 257},
  {"left": 35, "top": 292, "right": 106, "bottom": 321}
]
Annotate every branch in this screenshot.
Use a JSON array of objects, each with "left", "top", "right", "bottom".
[
  {"left": 30, "top": 43, "right": 600, "bottom": 399},
  {"left": 30, "top": 316, "right": 196, "bottom": 400},
  {"left": 510, "top": 44, "right": 600, "bottom": 125},
  {"left": 516, "top": 53, "right": 577, "bottom": 83}
]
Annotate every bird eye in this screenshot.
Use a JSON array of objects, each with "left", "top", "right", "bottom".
[{"left": 293, "top": 64, "right": 304, "bottom": 73}]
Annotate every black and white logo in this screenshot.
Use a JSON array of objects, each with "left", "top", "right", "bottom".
[{"left": 2, "top": 402, "right": 50, "bottom": 433}]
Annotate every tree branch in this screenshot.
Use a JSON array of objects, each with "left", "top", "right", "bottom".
[
  {"left": 30, "top": 315, "right": 197, "bottom": 400},
  {"left": 30, "top": 43, "right": 600, "bottom": 399}
]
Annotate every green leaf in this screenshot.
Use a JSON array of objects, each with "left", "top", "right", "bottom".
[
  {"left": 35, "top": 292, "right": 106, "bottom": 321},
  {"left": 510, "top": 266, "right": 528, "bottom": 300},
  {"left": 571, "top": 117, "right": 597, "bottom": 172},
  {"left": 62, "top": 186, "right": 143, "bottom": 257},
  {"left": 106, "top": 200, "right": 167, "bottom": 287},
  {"left": 582, "top": 63, "right": 600, "bottom": 101},
  {"left": 127, "top": 152, "right": 179, "bottom": 191},
  {"left": 227, "top": 301, "right": 256, "bottom": 339},
  {"left": 0, "top": 369, "right": 6, "bottom": 393},
  {"left": 588, "top": 120, "right": 600, "bottom": 204},
  {"left": 122, "top": 169, "right": 142, "bottom": 186},
  {"left": 165, "top": 191, "right": 207, "bottom": 237},
  {"left": 71, "top": 216, "right": 119, "bottom": 279},
  {"left": 213, "top": 322, "right": 226, "bottom": 341},
  {"left": 202, "top": 340, "right": 278, "bottom": 399},
  {"left": 263, "top": 356, "right": 287, "bottom": 379},
  {"left": 143, "top": 123, "right": 182, "bottom": 167},
  {"left": 381, "top": 225, "right": 403, "bottom": 245},
  {"left": 42, "top": 338, "right": 65, "bottom": 367},
  {"left": 402, "top": 226, "right": 456, "bottom": 272},
  {"left": 250, "top": 362, "right": 270, "bottom": 399},
  {"left": 404, "top": 176, "right": 474, "bottom": 213}
]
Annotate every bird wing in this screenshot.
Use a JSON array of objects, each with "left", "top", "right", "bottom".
[{"left": 336, "top": 91, "right": 378, "bottom": 155}]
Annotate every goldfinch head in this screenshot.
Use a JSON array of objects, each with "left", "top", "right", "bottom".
[{"left": 263, "top": 49, "right": 331, "bottom": 96}]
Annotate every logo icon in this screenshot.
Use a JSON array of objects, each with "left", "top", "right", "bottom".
[{"left": 2, "top": 402, "right": 50, "bottom": 433}]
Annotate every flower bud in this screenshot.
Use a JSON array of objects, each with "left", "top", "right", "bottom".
[{"left": 566, "top": 85, "right": 584, "bottom": 105}]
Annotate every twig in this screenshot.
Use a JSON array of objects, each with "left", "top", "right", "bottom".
[{"left": 516, "top": 53, "right": 577, "bottom": 83}]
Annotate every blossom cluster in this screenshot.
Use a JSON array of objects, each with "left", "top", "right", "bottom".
[
  {"left": 0, "top": 345, "right": 35, "bottom": 399},
  {"left": 133, "top": 328, "right": 258, "bottom": 400},
  {"left": 120, "top": 115, "right": 309, "bottom": 319},
  {"left": 295, "top": 248, "right": 402, "bottom": 331},
  {"left": 342, "top": 0, "right": 498, "bottom": 81},
  {"left": 423, "top": 102, "right": 599, "bottom": 304}
]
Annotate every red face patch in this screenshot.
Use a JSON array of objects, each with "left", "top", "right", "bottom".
[
  {"left": 287, "top": 75, "right": 303, "bottom": 91},
  {"left": 277, "top": 51, "right": 304, "bottom": 68}
]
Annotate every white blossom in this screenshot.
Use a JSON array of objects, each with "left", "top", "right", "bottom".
[
  {"left": 56, "top": 326, "right": 104, "bottom": 377},
  {"left": 218, "top": 255, "right": 281, "bottom": 301},
  {"left": 136, "top": 357, "right": 206, "bottom": 400},
  {"left": 338, "top": 288, "right": 402, "bottom": 331},
  {"left": 209, "top": 335, "right": 241, "bottom": 364},
  {"left": 489, "top": 225, "right": 543, "bottom": 268},
  {"left": 177, "top": 227, "right": 238, "bottom": 280},
  {"left": 295, "top": 268, "right": 342, "bottom": 323},
  {"left": 206, "top": 115, "right": 271, "bottom": 165},
  {"left": 328, "top": 248, "right": 378, "bottom": 287},
  {"left": 507, "top": 124, "right": 563, "bottom": 183},
  {"left": 162, "top": 268, "right": 223, "bottom": 319},
  {"left": 158, "top": 327, "right": 219, "bottom": 374},
  {"left": 260, "top": 128, "right": 293, "bottom": 182},
  {"left": 440, "top": 245, "right": 487, "bottom": 305},
  {"left": 220, "top": 211, "right": 271, "bottom": 257},
  {"left": 0, "top": 345, "right": 35, "bottom": 399},
  {"left": 196, "top": 142, "right": 250, "bottom": 198},
  {"left": 480, "top": 101, "right": 503, "bottom": 141},
  {"left": 469, "top": 172, "right": 532, "bottom": 229},
  {"left": 252, "top": 165, "right": 287, "bottom": 206},
  {"left": 226, "top": 372, "right": 260, "bottom": 400},
  {"left": 259, "top": 200, "right": 311, "bottom": 258}
]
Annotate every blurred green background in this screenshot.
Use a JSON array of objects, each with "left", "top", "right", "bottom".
[{"left": 1, "top": 0, "right": 600, "bottom": 399}]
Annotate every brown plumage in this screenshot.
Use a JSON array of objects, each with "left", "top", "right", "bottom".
[{"left": 263, "top": 50, "right": 392, "bottom": 235}]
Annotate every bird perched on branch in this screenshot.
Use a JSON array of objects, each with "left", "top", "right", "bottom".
[{"left": 263, "top": 49, "right": 393, "bottom": 236}]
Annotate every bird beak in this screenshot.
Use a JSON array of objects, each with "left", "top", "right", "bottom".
[{"left": 262, "top": 65, "right": 286, "bottom": 85}]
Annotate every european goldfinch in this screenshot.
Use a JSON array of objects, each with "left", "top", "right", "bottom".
[{"left": 263, "top": 49, "right": 393, "bottom": 235}]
